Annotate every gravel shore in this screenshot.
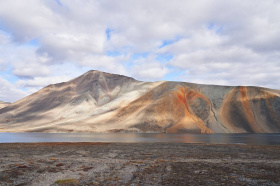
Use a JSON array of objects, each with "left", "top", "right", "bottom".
[{"left": 0, "top": 143, "right": 280, "bottom": 185}]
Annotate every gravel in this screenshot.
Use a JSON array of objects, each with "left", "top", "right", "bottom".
[{"left": 0, "top": 142, "right": 280, "bottom": 185}]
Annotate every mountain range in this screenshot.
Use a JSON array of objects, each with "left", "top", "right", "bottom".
[{"left": 0, "top": 70, "right": 279, "bottom": 133}]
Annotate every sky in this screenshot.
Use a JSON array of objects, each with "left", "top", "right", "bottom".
[{"left": 1, "top": 0, "right": 280, "bottom": 102}]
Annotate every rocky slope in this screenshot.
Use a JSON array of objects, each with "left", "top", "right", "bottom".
[
  {"left": 0, "top": 101, "right": 10, "bottom": 109},
  {"left": 0, "top": 70, "right": 279, "bottom": 133}
]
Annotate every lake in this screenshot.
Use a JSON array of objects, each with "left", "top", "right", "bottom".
[{"left": 0, "top": 133, "right": 280, "bottom": 145}]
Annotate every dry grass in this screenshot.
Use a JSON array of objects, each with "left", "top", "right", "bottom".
[
  {"left": 55, "top": 178, "right": 78, "bottom": 185},
  {"left": 49, "top": 157, "right": 58, "bottom": 161}
]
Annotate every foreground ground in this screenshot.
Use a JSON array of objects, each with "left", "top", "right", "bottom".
[{"left": 0, "top": 143, "right": 280, "bottom": 185}]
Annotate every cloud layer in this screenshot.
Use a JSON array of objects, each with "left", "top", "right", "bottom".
[{"left": 1, "top": 0, "right": 280, "bottom": 102}]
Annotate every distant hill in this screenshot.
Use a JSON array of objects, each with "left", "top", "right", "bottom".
[
  {"left": 0, "top": 70, "right": 279, "bottom": 133},
  {"left": 0, "top": 101, "right": 10, "bottom": 109}
]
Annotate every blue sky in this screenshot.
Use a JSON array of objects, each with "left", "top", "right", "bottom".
[{"left": 1, "top": 0, "right": 280, "bottom": 102}]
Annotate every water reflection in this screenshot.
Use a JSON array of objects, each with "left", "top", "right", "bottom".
[{"left": 0, "top": 133, "right": 280, "bottom": 145}]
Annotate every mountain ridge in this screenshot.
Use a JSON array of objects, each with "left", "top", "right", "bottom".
[
  {"left": 0, "top": 70, "right": 279, "bottom": 133},
  {"left": 0, "top": 101, "right": 10, "bottom": 109}
]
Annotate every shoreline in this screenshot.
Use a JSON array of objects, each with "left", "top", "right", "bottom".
[
  {"left": 1, "top": 133, "right": 280, "bottom": 146},
  {"left": 1, "top": 143, "right": 280, "bottom": 185}
]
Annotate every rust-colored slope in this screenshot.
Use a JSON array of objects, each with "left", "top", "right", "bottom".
[
  {"left": 166, "top": 86, "right": 213, "bottom": 133},
  {"left": 112, "top": 83, "right": 214, "bottom": 133},
  {"left": 220, "top": 86, "right": 280, "bottom": 133},
  {"left": 109, "top": 82, "right": 280, "bottom": 133},
  {"left": 220, "top": 87, "right": 262, "bottom": 132},
  {"left": 251, "top": 89, "right": 280, "bottom": 131},
  {"left": 240, "top": 87, "right": 256, "bottom": 128}
]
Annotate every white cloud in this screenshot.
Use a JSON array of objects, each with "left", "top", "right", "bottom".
[
  {"left": 16, "top": 76, "right": 72, "bottom": 88},
  {"left": 158, "top": 28, "right": 226, "bottom": 54},
  {"left": 170, "top": 44, "right": 280, "bottom": 87},
  {"left": 0, "top": 30, "right": 52, "bottom": 77},
  {"left": 79, "top": 55, "right": 127, "bottom": 75},
  {"left": 0, "top": 77, "right": 27, "bottom": 102},
  {"left": 170, "top": 46, "right": 261, "bottom": 68},
  {"left": 0, "top": 0, "right": 280, "bottom": 103},
  {"left": 130, "top": 56, "right": 169, "bottom": 81},
  {"left": 131, "top": 63, "right": 169, "bottom": 81},
  {"left": 13, "top": 63, "right": 51, "bottom": 78}
]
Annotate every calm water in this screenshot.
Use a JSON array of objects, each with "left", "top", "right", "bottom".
[{"left": 0, "top": 133, "right": 280, "bottom": 145}]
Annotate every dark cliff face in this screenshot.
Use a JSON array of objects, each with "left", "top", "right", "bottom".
[
  {"left": 0, "top": 70, "right": 279, "bottom": 133},
  {"left": 219, "top": 87, "right": 280, "bottom": 133}
]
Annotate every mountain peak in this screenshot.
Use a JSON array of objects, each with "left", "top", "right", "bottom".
[{"left": 72, "top": 70, "right": 136, "bottom": 83}]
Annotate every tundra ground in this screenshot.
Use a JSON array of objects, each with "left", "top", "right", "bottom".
[{"left": 0, "top": 143, "right": 280, "bottom": 185}]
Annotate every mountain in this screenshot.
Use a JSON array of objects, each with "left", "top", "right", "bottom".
[
  {"left": 0, "top": 70, "right": 280, "bottom": 133},
  {"left": 0, "top": 101, "right": 10, "bottom": 109}
]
